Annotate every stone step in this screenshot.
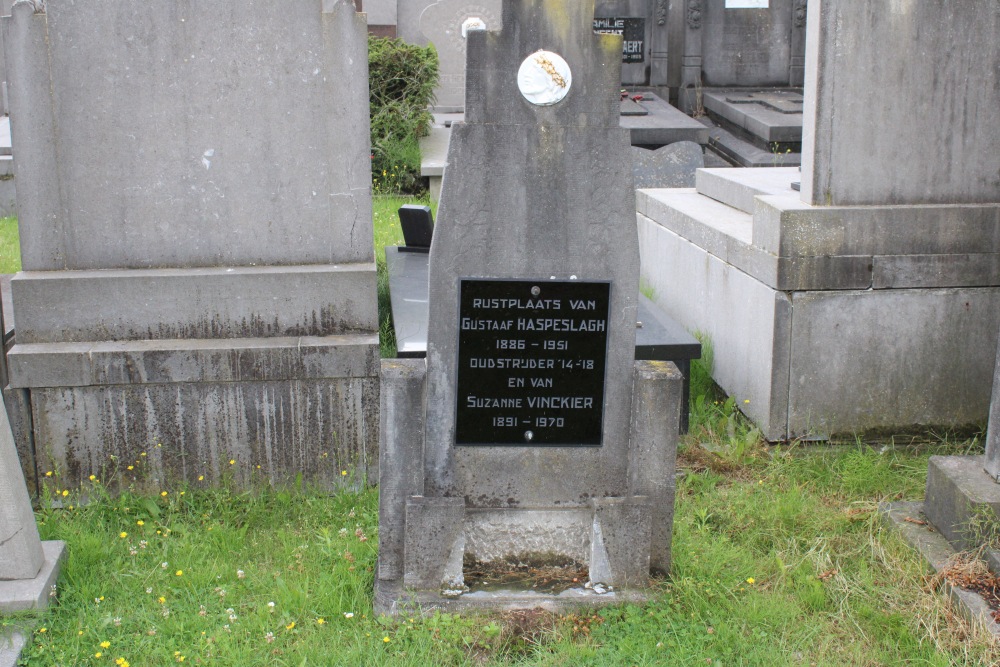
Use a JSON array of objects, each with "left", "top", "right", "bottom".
[
  {"left": 7, "top": 333, "right": 379, "bottom": 389},
  {"left": 636, "top": 188, "right": 875, "bottom": 292},
  {"left": 695, "top": 167, "right": 800, "bottom": 214},
  {"left": 637, "top": 187, "right": 754, "bottom": 251},
  {"left": 11, "top": 263, "right": 378, "bottom": 344}
]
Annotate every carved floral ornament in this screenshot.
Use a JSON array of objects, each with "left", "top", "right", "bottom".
[
  {"left": 794, "top": 0, "right": 808, "bottom": 28},
  {"left": 13, "top": 0, "right": 45, "bottom": 13},
  {"left": 687, "top": 0, "right": 702, "bottom": 30},
  {"left": 656, "top": 0, "right": 667, "bottom": 26},
  {"left": 517, "top": 50, "right": 572, "bottom": 106}
]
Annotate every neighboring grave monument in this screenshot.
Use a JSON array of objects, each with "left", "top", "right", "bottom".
[
  {"left": 675, "top": 0, "right": 806, "bottom": 113},
  {"left": 376, "top": 0, "right": 681, "bottom": 613},
  {"left": 2, "top": 0, "right": 379, "bottom": 491},
  {"left": 419, "top": 0, "right": 502, "bottom": 112},
  {"left": 0, "top": 393, "right": 63, "bottom": 611},
  {"left": 637, "top": 0, "right": 1000, "bottom": 440}
]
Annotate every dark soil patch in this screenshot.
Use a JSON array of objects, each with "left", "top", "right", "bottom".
[
  {"left": 934, "top": 552, "right": 1000, "bottom": 624},
  {"left": 464, "top": 554, "right": 588, "bottom": 593}
]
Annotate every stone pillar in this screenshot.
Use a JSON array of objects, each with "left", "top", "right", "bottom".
[
  {"left": 985, "top": 329, "right": 1000, "bottom": 481},
  {"left": 678, "top": 0, "right": 703, "bottom": 113}
]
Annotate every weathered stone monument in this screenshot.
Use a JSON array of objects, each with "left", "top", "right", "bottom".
[
  {"left": 376, "top": 0, "right": 681, "bottom": 613},
  {"left": 417, "top": 0, "right": 503, "bottom": 112},
  {"left": 2, "top": 0, "right": 379, "bottom": 491},
  {"left": 0, "top": 386, "right": 64, "bottom": 664},
  {"left": 638, "top": 0, "right": 1000, "bottom": 440},
  {"left": 0, "top": 395, "right": 63, "bottom": 610},
  {"left": 674, "top": 0, "right": 806, "bottom": 111}
]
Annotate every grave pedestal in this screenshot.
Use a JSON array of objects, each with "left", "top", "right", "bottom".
[
  {"left": 639, "top": 168, "right": 1000, "bottom": 440},
  {"left": 2, "top": 0, "right": 380, "bottom": 490},
  {"left": 376, "top": 359, "right": 681, "bottom": 614},
  {"left": 642, "top": 0, "right": 1000, "bottom": 440}
]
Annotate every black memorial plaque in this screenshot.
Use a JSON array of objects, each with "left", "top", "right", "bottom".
[
  {"left": 593, "top": 17, "right": 645, "bottom": 63},
  {"left": 455, "top": 279, "right": 611, "bottom": 446}
]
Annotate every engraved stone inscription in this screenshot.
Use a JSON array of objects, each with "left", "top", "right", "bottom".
[{"left": 455, "top": 279, "right": 610, "bottom": 446}]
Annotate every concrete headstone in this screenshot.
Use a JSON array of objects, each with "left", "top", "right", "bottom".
[
  {"left": 3, "top": 0, "right": 379, "bottom": 490},
  {"left": 0, "top": 389, "right": 64, "bottom": 614},
  {"left": 800, "top": 0, "right": 1000, "bottom": 206},
  {"left": 377, "top": 0, "right": 682, "bottom": 614},
  {"left": 419, "top": 0, "right": 502, "bottom": 112}
]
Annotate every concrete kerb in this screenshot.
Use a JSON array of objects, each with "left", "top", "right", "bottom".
[{"left": 881, "top": 501, "right": 1000, "bottom": 637}]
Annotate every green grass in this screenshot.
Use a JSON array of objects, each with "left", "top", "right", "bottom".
[
  {"left": 0, "top": 216, "right": 20, "bottom": 273},
  {"left": 14, "top": 408, "right": 999, "bottom": 665}
]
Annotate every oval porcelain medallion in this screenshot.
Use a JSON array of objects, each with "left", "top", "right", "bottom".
[{"left": 517, "top": 50, "right": 572, "bottom": 106}]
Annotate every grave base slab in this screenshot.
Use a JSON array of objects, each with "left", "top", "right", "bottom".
[
  {"left": 881, "top": 501, "right": 1000, "bottom": 636},
  {"left": 638, "top": 169, "right": 1000, "bottom": 441},
  {"left": 0, "top": 540, "right": 66, "bottom": 613},
  {"left": 373, "top": 575, "right": 651, "bottom": 617},
  {"left": 924, "top": 456, "right": 1000, "bottom": 570}
]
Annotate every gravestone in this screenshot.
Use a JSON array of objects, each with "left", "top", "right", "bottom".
[
  {"left": 676, "top": 0, "right": 807, "bottom": 113},
  {"left": 419, "top": 0, "right": 502, "bottom": 112},
  {"left": 593, "top": 0, "right": 670, "bottom": 86},
  {"left": 376, "top": 0, "right": 681, "bottom": 613},
  {"left": 631, "top": 142, "right": 704, "bottom": 189},
  {"left": 2, "top": 0, "right": 379, "bottom": 491},
  {"left": 0, "top": 389, "right": 64, "bottom": 612},
  {"left": 637, "top": 0, "right": 999, "bottom": 440}
]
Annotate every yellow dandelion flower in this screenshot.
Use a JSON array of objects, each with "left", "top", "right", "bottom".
[
  {"left": 229, "top": 459, "right": 235, "bottom": 465},
  {"left": 95, "top": 652, "right": 103, "bottom": 658},
  {"left": 158, "top": 597, "right": 166, "bottom": 604},
  {"left": 175, "top": 570, "right": 183, "bottom": 577},
  {"left": 161, "top": 491, "right": 168, "bottom": 497},
  {"left": 383, "top": 636, "right": 391, "bottom": 643},
  {"left": 140, "top": 452, "right": 146, "bottom": 457},
  {"left": 119, "top": 532, "right": 128, "bottom": 539},
  {"left": 127, "top": 466, "right": 134, "bottom": 471},
  {"left": 316, "top": 618, "right": 326, "bottom": 625},
  {"left": 89, "top": 475, "right": 96, "bottom": 481},
  {"left": 286, "top": 621, "right": 296, "bottom": 630},
  {"left": 38, "top": 628, "right": 46, "bottom": 633},
  {"left": 198, "top": 475, "right": 204, "bottom": 481},
  {"left": 746, "top": 577, "right": 755, "bottom": 584},
  {"left": 61, "top": 490, "right": 69, "bottom": 497},
  {"left": 341, "top": 470, "right": 347, "bottom": 476},
  {"left": 45, "top": 471, "right": 53, "bottom": 477},
  {"left": 100, "top": 641, "right": 111, "bottom": 649},
  {"left": 136, "top": 520, "right": 144, "bottom": 526}
]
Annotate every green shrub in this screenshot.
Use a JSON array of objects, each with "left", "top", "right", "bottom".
[{"left": 368, "top": 36, "right": 438, "bottom": 195}]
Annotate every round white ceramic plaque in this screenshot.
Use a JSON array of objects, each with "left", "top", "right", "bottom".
[{"left": 517, "top": 50, "right": 572, "bottom": 106}]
